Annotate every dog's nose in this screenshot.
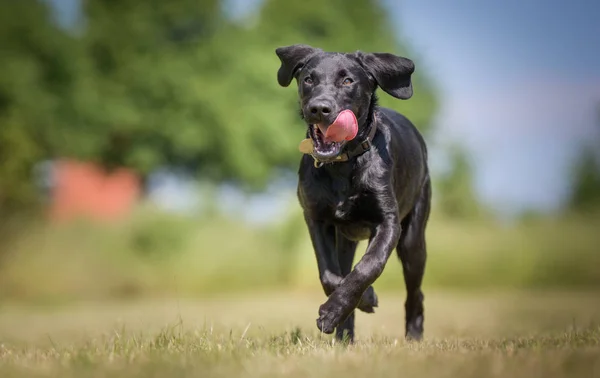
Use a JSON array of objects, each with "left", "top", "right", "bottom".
[{"left": 309, "top": 102, "right": 332, "bottom": 118}]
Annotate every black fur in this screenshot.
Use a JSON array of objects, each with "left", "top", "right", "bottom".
[{"left": 275, "top": 44, "right": 431, "bottom": 342}]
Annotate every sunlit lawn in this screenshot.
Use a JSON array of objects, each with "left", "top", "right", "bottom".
[{"left": 1, "top": 290, "right": 599, "bottom": 377}]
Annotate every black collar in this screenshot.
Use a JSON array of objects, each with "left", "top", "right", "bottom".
[{"left": 312, "top": 119, "right": 378, "bottom": 168}]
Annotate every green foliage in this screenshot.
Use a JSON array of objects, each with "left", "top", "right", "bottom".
[
  {"left": 433, "top": 145, "right": 487, "bottom": 219},
  {"left": 568, "top": 148, "right": 600, "bottom": 212},
  {"left": 567, "top": 106, "right": 600, "bottom": 212},
  {"left": 0, "top": 205, "right": 304, "bottom": 301},
  {"left": 0, "top": 0, "right": 440, "bottom": 216},
  {"left": 0, "top": 117, "right": 43, "bottom": 213},
  {"left": 0, "top": 0, "right": 77, "bottom": 214},
  {"left": 256, "top": 0, "right": 438, "bottom": 136},
  {"left": 2, "top": 205, "right": 600, "bottom": 302},
  {"left": 70, "top": 0, "right": 225, "bottom": 174}
]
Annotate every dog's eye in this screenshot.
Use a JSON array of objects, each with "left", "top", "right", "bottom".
[
  {"left": 343, "top": 78, "right": 354, "bottom": 85},
  {"left": 304, "top": 77, "right": 313, "bottom": 85}
]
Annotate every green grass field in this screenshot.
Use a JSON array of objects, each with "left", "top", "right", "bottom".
[
  {"left": 1, "top": 207, "right": 600, "bottom": 376},
  {"left": 1, "top": 290, "right": 600, "bottom": 377},
  {"left": 2, "top": 207, "right": 600, "bottom": 303}
]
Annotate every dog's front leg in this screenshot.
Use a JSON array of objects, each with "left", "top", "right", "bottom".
[
  {"left": 304, "top": 216, "right": 344, "bottom": 296},
  {"left": 316, "top": 213, "right": 401, "bottom": 334}
]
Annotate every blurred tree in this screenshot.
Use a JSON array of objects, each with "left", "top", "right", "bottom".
[
  {"left": 568, "top": 110, "right": 600, "bottom": 211},
  {"left": 254, "top": 0, "right": 439, "bottom": 137},
  {"left": 76, "top": 0, "right": 440, "bottom": 188},
  {"left": 434, "top": 145, "right": 487, "bottom": 219},
  {"left": 189, "top": 0, "right": 440, "bottom": 188},
  {"left": 71, "top": 0, "right": 225, "bottom": 177},
  {"left": 0, "top": 0, "right": 78, "bottom": 215},
  {"left": 569, "top": 149, "right": 600, "bottom": 210},
  {"left": 74, "top": 0, "right": 314, "bottom": 188},
  {"left": 1, "top": 0, "right": 442, "bottom": 215}
]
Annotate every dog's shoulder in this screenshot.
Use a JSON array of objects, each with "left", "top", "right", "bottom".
[
  {"left": 375, "top": 107, "right": 428, "bottom": 162},
  {"left": 377, "top": 108, "right": 425, "bottom": 143}
]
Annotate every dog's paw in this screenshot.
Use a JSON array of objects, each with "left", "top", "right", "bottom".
[
  {"left": 357, "top": 286, "right": 378, "bottom": 313},
  {"left": 405, "top": 315, "right": 424, "bottom": 342},
  {"left": 316, "top": 296, "right": 352, "bottom": 334}
]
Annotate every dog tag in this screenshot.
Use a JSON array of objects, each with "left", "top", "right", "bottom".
[{"left": 298, "top": 138, "right": 314, "bottom": 154}]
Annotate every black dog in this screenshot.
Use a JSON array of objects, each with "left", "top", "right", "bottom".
[{"left": 275, "top": 44, "right": 431, "bottom": 342}]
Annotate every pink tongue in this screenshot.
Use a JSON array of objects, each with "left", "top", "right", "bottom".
[{"left": 322, "top": 110, "right": 358, "bottom": 142}]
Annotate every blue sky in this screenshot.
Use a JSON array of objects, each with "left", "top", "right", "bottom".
[
  {"left": 45, "top": 0, "right": 600, "bottom": 219},
  {"left": 387, "top": 0, "right": 600, "bottom": 215}
]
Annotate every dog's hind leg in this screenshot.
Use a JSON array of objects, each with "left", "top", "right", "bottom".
[{"left": 397, "top": 178, "right": 431, "bottom": 341}]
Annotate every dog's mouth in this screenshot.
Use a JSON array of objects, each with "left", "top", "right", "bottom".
[
  {"left": 306, "top": 109, "right": 359, "bottom": 160},
  {"left": 309, "top": 124, "right": 344, "bottom": 159}
]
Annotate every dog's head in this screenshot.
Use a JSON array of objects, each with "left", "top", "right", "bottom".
[{"left": 275, "top": 44, "right": 414, "bottom": 160}]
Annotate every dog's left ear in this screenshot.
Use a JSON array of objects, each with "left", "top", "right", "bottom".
[
  {"left": 353, "top": 51, "right": 415, "bottom": 100},
  {"left": 275, "top": 44, "right": 321, "bottom": 87}
]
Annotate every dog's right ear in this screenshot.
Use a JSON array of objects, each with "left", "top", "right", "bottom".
[{"left": 275, "top": 44, "right": 321, "bottom": 87}]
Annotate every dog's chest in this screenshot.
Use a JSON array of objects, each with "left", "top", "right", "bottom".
[{"left": 300, "top": 173, "right": 377, "bottom": 224}]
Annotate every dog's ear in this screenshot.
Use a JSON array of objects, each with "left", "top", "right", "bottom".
[
  {"left": 354, "top": 51, "right": 415, "bottom": 100},
  {"left": 275, "top": 44, "right": 321, "bottom": 87}
]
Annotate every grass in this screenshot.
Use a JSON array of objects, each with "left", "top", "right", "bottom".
[
  {"left": 1, "top": 206, "right": 600, "bottom": 376},
  {"left": 1, "top": 290, "right": 600, "bottom": 377},
  {"left": 2, "top": 206, "right": 600, "bottom": 303}
]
